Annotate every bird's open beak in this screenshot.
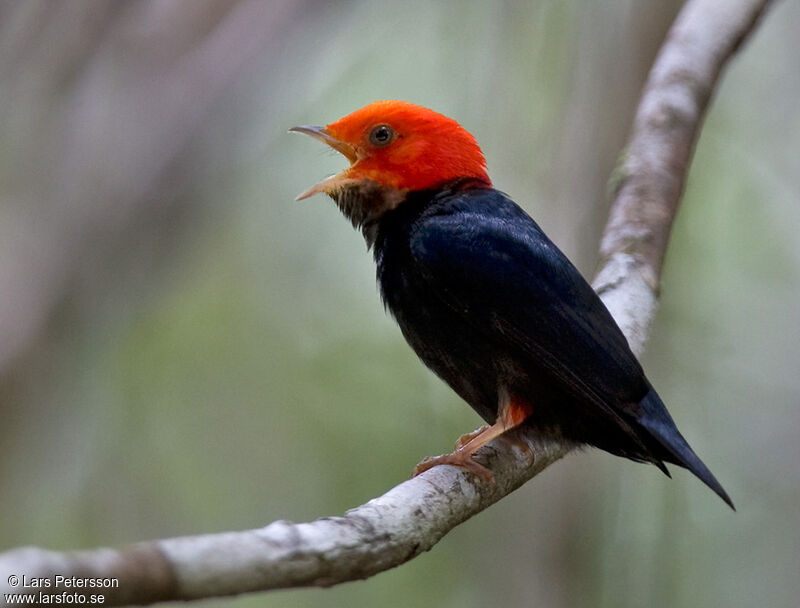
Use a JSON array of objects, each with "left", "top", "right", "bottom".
[{"left": 290, "top": 125, "right": 359, "bottom": 200}]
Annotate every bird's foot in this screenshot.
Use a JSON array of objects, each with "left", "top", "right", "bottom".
[
  {"left": 412, "top": 450, "right": 495, "bottom": 483},
  {"left": 412, "top": 397, "right": 534, "bottom": 483},
  {"left": 454, "top": 425, "right": 490, "bottom": 449}
]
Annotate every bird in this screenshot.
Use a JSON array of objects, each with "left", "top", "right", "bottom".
[{"left": 290, "top": 100, "right": 733, "bottom": 509}]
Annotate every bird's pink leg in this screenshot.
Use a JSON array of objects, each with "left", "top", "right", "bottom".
[{"left": 412, "top": 396, "right": 533, "bottom": 482}]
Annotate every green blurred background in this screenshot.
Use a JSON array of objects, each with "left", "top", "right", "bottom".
[{"left": 1, "top": 1, "right": 798, "bottom": 606}]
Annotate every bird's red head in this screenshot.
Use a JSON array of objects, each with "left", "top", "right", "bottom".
[{"left": 291, "top": 101, "right": 491, "bottom": 201}]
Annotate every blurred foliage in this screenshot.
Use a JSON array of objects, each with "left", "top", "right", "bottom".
[{"left": 1, "top": 1, "right": 798, "bottom": 607}]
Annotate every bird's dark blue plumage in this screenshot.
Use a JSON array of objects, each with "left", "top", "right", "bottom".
[{"left": 373, "top": 183, "right": 732, "bottom": 508}]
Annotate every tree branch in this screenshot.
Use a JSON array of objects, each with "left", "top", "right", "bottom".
[
  {"left": 594, "top": 0, "right": 772, "bottom": 353},
  {"left": 0, "top": 0, "right": 772, "bottom": 605}
]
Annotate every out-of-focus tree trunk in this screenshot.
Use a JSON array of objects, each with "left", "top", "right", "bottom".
[{"left": 0, "top": 0, "right": 311, "bottom": 388}]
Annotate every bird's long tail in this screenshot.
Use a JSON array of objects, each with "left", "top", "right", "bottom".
[{"left": 638, "top": 387, "right": 734, "bottom": 510}]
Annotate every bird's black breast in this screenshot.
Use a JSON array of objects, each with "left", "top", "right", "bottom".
[{"left": 374, "top": 188, "right": 504, "bottom": 421}]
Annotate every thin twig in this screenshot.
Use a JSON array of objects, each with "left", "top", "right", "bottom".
[{"left": 0, "top": 0, "right": 772, "bottom": 605}]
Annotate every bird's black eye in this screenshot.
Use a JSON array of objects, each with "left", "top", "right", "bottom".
[{"left": 369, "top": 124, "right": 395, "bottom": 147}]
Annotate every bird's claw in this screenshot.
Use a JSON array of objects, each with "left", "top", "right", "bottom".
[
  {"left": 454, "top": 425, "right": 490, "bottom": 449},
  {"left": 412, "top": 451, "right": 495, "bottom": 483}
]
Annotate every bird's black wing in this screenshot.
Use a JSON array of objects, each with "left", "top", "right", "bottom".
[
  {"left": 408, "top": 189, "right": 649, "bottom": 421},
  {"left": 402, "top": 188, "right": 734, "bottom": 508}
]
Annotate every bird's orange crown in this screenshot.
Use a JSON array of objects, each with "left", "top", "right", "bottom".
[{"left": 291, "top": 101, "right": 490, "bottom": 200}]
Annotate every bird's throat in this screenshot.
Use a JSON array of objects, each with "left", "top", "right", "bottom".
[{"left": 330, "top": 180, "right": 407, "bottom": 247}]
